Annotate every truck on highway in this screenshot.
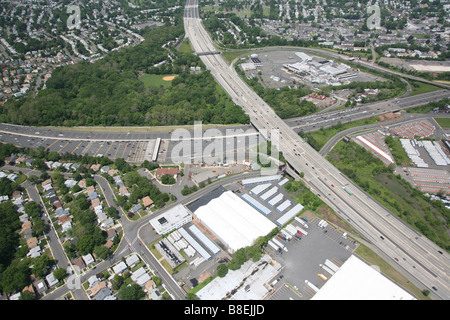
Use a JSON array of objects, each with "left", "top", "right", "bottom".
[{"left": 343, "top": 187, "right": 353, "bottom": 195}]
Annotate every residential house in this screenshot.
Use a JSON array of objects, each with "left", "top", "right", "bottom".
[
  {"left": 72, "top": 257, "right": 86, "bottom": 270},
  {"left": 112, "top": 261, "right": 127, "bottom": 275},
  {"left": 119, "top": 186, "right": 130, "bottom": 197},
  {"left": 90, "top": 281, "right": 106, "bottom": 297},
  {"left": 26, "top": 237, "right": 38, "bottom": 249},
  {"left": 33, "top": 279, "right": 47, "bottom": 295},
  {"left": 45, "top": 272, "right": 59, "bottom": 288},
  {"left": 155, "top": 167, "right": 180, "bottom": 178},
  {"left": 130, "top": 203, "right": 142, "bottom": 215},
  {"left": 94, "top": 287, "right": 114, "bottom": 300},
  {"left": 142, "top": 196, "right": 154, "bottom": 209},
  {"left": 82, "top": 253, "right": 95, "bottom": 266},
  {"left": 125, "top": 254, "right": 139, "bottom": 269}
]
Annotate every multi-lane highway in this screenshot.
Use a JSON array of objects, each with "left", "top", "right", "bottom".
[{"left": 184, "top": 0, "right": 450, "bottom": 299}]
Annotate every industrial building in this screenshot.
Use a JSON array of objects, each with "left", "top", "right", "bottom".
[
  {"left": 149, "top": 204, "right": 193, "bottom": 235},
  {"left": 276, "top": 203, "right": 304, "bottom": 226},
  {"left": 193, "top": 191, "right": 277, "bottom": 253},
  {"left": 241, "top": 193, "right": 272, "bottom": 216},
  {"left": 282, "top": 54, "right": 357, "bottom": 86},
  {"left": 241, "top": 174, "right": 283, "bottom": 186},
  {"left": 196, "top": 254, "right": 279, "bottom": 300}
]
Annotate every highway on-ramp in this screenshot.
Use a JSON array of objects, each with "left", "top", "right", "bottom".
[{"left": 184, "top": 0, "right": 450, "bottom": 299}]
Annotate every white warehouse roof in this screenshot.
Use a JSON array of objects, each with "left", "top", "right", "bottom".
[
  {"left": 311, "top": 255, "right": 416, "bottom": 300},
  {"left": 149, "top": 204, "right": 192, "bottom": 235},
  {"left": 194, "top": 191, "right": 276, "bottom": 252}
]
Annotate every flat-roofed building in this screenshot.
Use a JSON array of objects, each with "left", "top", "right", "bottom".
[
  {"left": 149, "top": 204, "right": 192, "bottom": 235},
  {"left": 193, "top": 191, "right": 276, "bottom": 253}
]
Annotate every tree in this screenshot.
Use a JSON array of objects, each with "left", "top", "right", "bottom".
[
  {"left": 106, "top": 206, "right": 119, "bottom": 219},
  {"left": 93, "top": 245, "right": 111, "bottom": 260},
  {"left": 0, "top": 260, "right": 31, "bottom": 293},
  {"left": 31, "top": 255, "right": 52, "bottom": 278},
  {"left": 32, "top": 217, "right": 46, "bottom": 236},
  {"left": 118, "top": 283, "right": 145, "bottom": 300},
  {"left": 217, "top": 264, "right": 228, "bottom": 278},
  {"left": 76, "top": 234, "right": 95, "bottom": 255},
  {"left": 53, "top": 268, "right": 67, "bottom": 281}
]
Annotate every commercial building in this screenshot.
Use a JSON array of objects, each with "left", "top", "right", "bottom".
[
  {"left": 241, "top": 174, "right": 282, "bottom": 186},
  {"left": 149, "top": 204, "right": 193, "bottom": 235},
  {"left": 311, "top": 255, "right": 416, "bottom": 300},
  {"left": 193, "top": 191, "right": 276, "bottom": 253},
  {"left": 276, "top": 203, "right": 304, "bottom": 226}
]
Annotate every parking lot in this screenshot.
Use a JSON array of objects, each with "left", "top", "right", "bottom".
[
  {"left": 0, "top": 123, "right": 256, "bottom": 165},
  {"left": 178, "top": 179, "right": 359, "bottom": 299},
  {"left": 241, "top": 50, "right": 384, "bottom": 91},
  {"left": 265, "top": 215, "right": 357, "bottom": 300}
]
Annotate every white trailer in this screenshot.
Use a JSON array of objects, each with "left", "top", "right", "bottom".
[
  {"left": 267, "top": 240, "right": 279, "bottom": 251},
  {"left": 272, "top": 238, "right": 287, "bottom": 252},
  {"left": 296, "top": 226, "right": 308, "bottom": 236},
  {"left": 318, "top": 220, "right": 328, "bottom": 228},
  {"left": 305, "top": 280, "right": 320, "bottom": 293},
  {"left": 325, "top": 259, "right": 340, "bottom": 273},
  {"left": 285, "top": 224, "right": 298, "bottom": 236},
  {"left": 319, "top": 263, "right": 335, "bottom": 276},
  {"left": 295, "top": 216, "right": 309, "bottom": 228},
  {"left": 281, "top": 229, "right": 293, "bottom": 240}
]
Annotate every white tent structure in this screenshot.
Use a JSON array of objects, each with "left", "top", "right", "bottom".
[
  {"left": 194, "top": 191, "right": 276, "bottom": 252},
  {"left": 311, "top": 255, "right": 416, "bottom": 300}
]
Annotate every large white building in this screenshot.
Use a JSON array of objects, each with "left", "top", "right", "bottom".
[
  {"left": 311, "top": 255, "right": 416, "bottom": 300},
  {"left": 193, "top": 191, "right": 277, "bottom": 253},
  {"left": 149, "top": 204, "right": 193, "bottom": 235}
]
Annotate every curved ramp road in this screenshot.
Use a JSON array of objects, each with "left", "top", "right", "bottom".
[{"left": 184, "top": 0, "right": 450, "bottom": 299}]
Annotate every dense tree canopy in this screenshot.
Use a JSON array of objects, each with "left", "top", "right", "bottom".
[{"left": 0, "top": 25, "right": 249, "bottom": 127}]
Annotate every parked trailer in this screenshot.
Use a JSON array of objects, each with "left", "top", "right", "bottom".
[
  {"left": 272, "top": 237, "right": 288, "bottom": 252},
  {"left": 318, "top": 220, "right": 328, "bottom": 229},
  {"left": 305, "top": 280, "right": 320, "bottom": 293},
  {"left": 296, "top": 226, "right": 308, "bottom": 236},
  {"left": 319, "top": 264, "right": 335, "bottom": 276},
  {"left": 267, "top": 240, "right": 279, "bottom": 251},
  {"left": 278, "top": 233, "right": 289, "bottom": 242},
  {"left": 318, "top": 274, "right": 328, "bottom": 281},
  {"left": 280, "top": 230, "right": 292, "bottom": 240},
  {"left": 325, "top": 259, "right": 340, "bottom": 273},
  {"left": 295, "top": 217, "right": 309, "bottom": 228},
  {"left": 285, "top": 224, "right": 298, "bottom": 236}
]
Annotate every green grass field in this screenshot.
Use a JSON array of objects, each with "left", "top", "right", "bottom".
[
  {"left": 434, "top": 117, "right": 450, "bottom": 128},
  {"left": 409, "top": 80, "right": 441, "bottom": 96},
  {"left": 139, "top": 74, "right": 177, "bottom": 88}
]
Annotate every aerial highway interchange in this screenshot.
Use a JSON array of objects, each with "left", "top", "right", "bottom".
[
  {"left": 183, "top": 0, "right": 450, "bottom": 299},
  {"left": 0, "top": 0, "right": 449, "bottom": 300}
]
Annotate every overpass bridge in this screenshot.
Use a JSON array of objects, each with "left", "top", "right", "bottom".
[{"left": 196, "top": 51, "right": 222, "bottom": 56}]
